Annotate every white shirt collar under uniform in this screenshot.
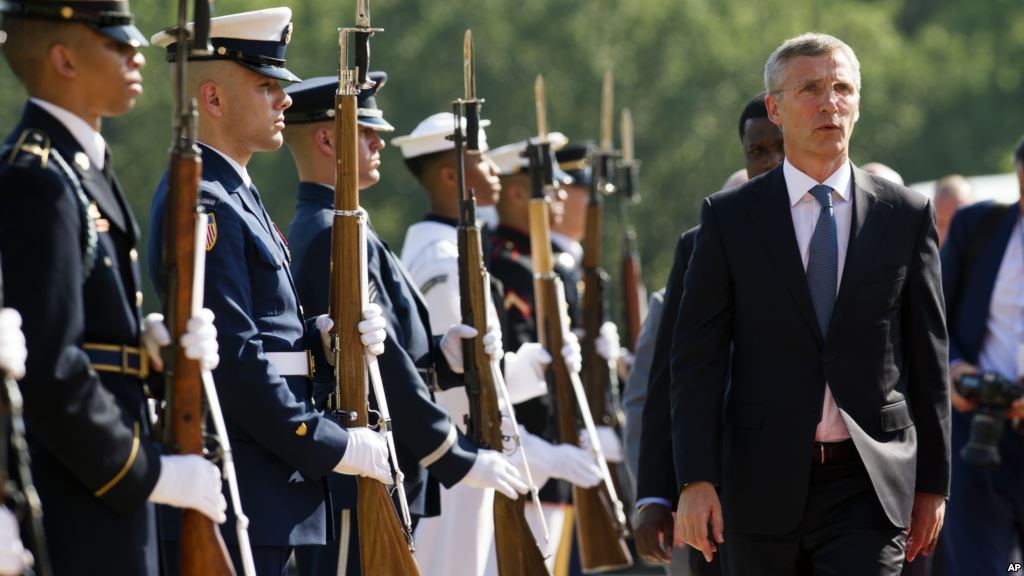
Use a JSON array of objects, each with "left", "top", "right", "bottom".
[
  {"left": 30, "top": 97, "right": 107, "bottom": 171},
  {"left": 199, "top": 142, "right": 253, "bottom": 188}
]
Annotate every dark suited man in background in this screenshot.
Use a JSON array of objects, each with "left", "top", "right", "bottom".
[
  {"left": 939, "top": 137, "right": 1024, "bottom": 576},
  {"left": 626, "top": 92, "right": 782, "bottom": 576},
  {"left": 672, "top": 33, "right": 950, "bottom": 576}
]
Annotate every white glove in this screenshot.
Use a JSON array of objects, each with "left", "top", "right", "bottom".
[
  {"left": 520, "top": 427, "right": 601, "bottom": 488},
  {"left": 595, "top": 321, "right": 621, "bottom": 363},
  {"left": 579, "top": 425, "right": 624, "bottom": 464},
  {"left": 0, "top": 507, "right": 27, "bottom": 576},
  {"left": 317, "top": 304, "right": 388, "bottom": 365},
  {"left": 149, "top": 454, "right": 227, "bottom": 523},
  {"left": 334, "top": 427, "right": 392, "bottom": 484},
  {"left": 0, "top": 309, "right": 26, "bottom": 380},
  {"left": 462, "top": 449, "right": 529, "bottom": 499},
  {"left": 142, "top": 309, "right": 220, "bottom": 372},
  {"left": 440, "top": 323, "right": 503, "bottom": 374},
  {"left": 561, "top": 330, "right": 583, "bottom": 374},
  {"left": 503, "top": 343, "right": 551, "bottom": 404},
  {"left": 180, "top": 308, "right": 219, "bottom": 371}
]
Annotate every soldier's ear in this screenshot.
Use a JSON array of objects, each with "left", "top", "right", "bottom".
[
  {"left": 48, "top": 42, "right": 76, "bottom": 80},
  {"left": 198, "top": 81, "right": 223, "bottom": 118},
  {"left": 438, "top": 164, "right": 457, "bottom": 188},
  {"left": 315, "top": 127, "right": 334, "bottom": 157}
]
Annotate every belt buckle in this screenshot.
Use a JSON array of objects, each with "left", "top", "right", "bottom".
[
  {"left": 306, "top": 350, "right": 315, "bottom": 380},
  {"left": 819, "top": 443, "right": 826, "bottom": 464}
]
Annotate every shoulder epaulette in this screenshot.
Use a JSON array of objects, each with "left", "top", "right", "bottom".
[
  {"left": 3, "top": 128, "right": 50, "bottom": 168},
  {"left": 2, "top": 129, "right": 97, "bottom": 279}
]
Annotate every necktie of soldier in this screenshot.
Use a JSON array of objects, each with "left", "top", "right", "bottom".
[{"left": 806, "top": 184, "right": 838, "bottom": 337}]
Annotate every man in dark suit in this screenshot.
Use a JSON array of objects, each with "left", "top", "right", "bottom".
[
  {"left": 627, "top": 93, "right": 781, "bottom": 575},
  {"left": 939, "top": 138, "right": 1024, "bottom": 576},
  {"left": 672, "top": 33, "right": 950, "bottom": 576}
]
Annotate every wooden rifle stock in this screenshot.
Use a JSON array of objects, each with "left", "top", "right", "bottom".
[
  {"left": 328, "top": 38, "right": 420, "bottom": 574},
  {"left": 453, "top": 74, "right": 547, "bottom": 569},
  {"left": 526, "top": 152, "right": 632, "bottom": 571},
  {"left": 163, "top": 131, "right": 234, "bottom": 576},
  {"left": 620, "top": 231, "right": 646, "bottom": 353}
]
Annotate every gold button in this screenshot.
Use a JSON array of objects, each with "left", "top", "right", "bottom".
[
  {"left": 217, "top": 46, "right": 227, "bottom": 55},
  {"left": 295, "top": 423, "right": 308, "bottom": 437},
  {"left": 60, "top": 6, "right": 73, "bottom": 19},
  {"left": 129, "top": 248, "right": 138, "bottom": 262},
  {"left": 135, "top": 291, "right": 143, "bottom": 308},
  {"left": 103, "top": 256, "right": 113, "bottom": 268}
]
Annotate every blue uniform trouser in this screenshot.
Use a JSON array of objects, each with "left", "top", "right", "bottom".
[
  {"left": 942, "top": 410, "right": 1024, "bottom": 575},
  {"left": 294, "top": 507, "right": 361, "bottom": 576}
]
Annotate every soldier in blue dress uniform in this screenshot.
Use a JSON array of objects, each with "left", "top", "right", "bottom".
[
  {"left": 147, "top": 8, "right": 392, "bottom": 576},
  {"left": 281, "top": 74, "right": 531, "bottom": 576},
  {"left": 0, "top": 2, "right": 227, "bottom": 574}
]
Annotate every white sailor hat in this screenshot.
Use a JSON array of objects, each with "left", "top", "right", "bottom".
[
  {"left": 489, "top": 133, "right": 572, "bottom": 183},
  {"left": 151, "top": 7, "right": 300, "bottom": 83},
  {"left": 391, "top": 112, "right": 491, "bottom": 159}
]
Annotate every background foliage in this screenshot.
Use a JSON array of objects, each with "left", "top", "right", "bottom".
[{"left": 3, "top": 0, "right": 1023, "bottom": 313}]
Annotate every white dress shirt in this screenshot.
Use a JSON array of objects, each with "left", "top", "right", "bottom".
[
  {"left": 978, "top": 215, "right": 1024, "bottom": 381},
  {"left": 783, "top": 159, "right": 853, "bottom": 442},
  {"left": 30, "top": 97, "right": 106, "bottom": 171}
]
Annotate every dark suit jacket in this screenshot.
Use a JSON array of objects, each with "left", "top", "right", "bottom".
[
  {"left": 670, "top": 164, "right": 950, "bottom": 535},
  {"left": 636, "top": 228, "right": 696, "bottom": 504},
  {"left": 941, "top": 200, "right": 1020, "bottom": 367}
]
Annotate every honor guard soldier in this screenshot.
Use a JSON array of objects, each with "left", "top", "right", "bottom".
[
  {"left": 488, "top": 137, "right": 608, "bottom": 569},
  {"left": 395, "top": 112, "right": 596, "bottom": 576},
  {"left": 280, "top": 71, "right": 394, "bottom": 576},
  {"left": 0, "top": 2, "right": 227, "bottom": 574},
  {"left": 553, "top": 142, "right": 623, "bottom": 391},
  {"left": 280, "top": 76, "right": 529, "bottom": 576},
  {"left": 147, "top": 9, "right": 392, "bottom": 576}
]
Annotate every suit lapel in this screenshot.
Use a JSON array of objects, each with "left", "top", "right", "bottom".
[
  {"left": 827, "top": 167, "right": 892, "bottom": 341},
  {"left": 746, "top": 166, "right": 824, "bottom": 343}
]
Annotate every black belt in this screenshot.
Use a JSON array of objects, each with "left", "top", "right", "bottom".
[
  {"left": 84, "top": 343, "right": 148, "bottom": 379},
  {"left": 812, "top": 439, "right": 856, "bottom": 465}
]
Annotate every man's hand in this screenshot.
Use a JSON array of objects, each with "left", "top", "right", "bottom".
[
  {"left": 462, "top": 450, "right": 529, "bottom": 499},
  {"left": 905, "top": 492, "right": 945, "bottom": 562},
  {"left": 441, "top": 322, "right": 503, "bottom": 374},
  {"left": 675, "top": 481, "right": 724, "bottom": 563},
  {"left": 578, "top": 425, "right": 624, "bottom": 464},
  {"left": 635, "top": 503, "right": 674, "bottom": 564},
  {"left": 949, "top": 361, "right": 978, "bottom": 413},
  {"left": 142, "top": 310, "right": 220, "bottom": 372}
]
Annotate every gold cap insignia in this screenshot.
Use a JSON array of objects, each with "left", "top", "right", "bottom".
[{"left": 283, "top": 22, "right": 293, "bottom": 45}]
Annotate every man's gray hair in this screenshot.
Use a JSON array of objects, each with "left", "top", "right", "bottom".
[{"left": 764, "top": 33, "right": 861, "bottom": 96}]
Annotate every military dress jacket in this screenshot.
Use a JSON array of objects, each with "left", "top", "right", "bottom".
[
  {"left": 287, "top": 187, "right": 478, "bottom": 518},
  {"left": 148, "top": 147, "right": 348, "bottom": 547},
  {"left": 0, "top": 102, "right": 162, "bottom": 575}
]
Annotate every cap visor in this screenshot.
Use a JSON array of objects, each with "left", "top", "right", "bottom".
[
  {"left": 238, "top": 61, "right": 302, "bottom": 83},
  {"left": 358, "top": 117, "right": 395, "bottom": 132},
  {"left": 95, "top": 24, "right": 149, "bottom": 48}
]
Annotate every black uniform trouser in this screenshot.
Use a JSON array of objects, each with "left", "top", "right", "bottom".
[{"left": 720, "top": 454, "right": 905, "bottom": 576}]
